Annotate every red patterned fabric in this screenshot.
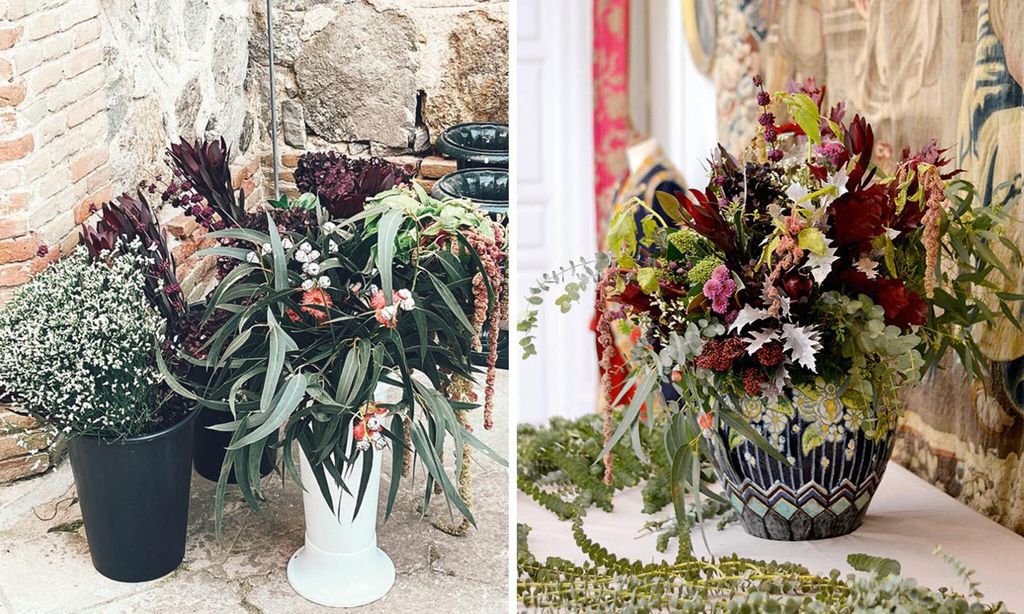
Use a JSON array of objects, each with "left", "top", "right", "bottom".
[{"left": 592, "top": 0, "right": 631, "bottom": 249}]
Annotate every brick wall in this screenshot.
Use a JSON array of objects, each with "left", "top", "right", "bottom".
[{"left": 0, "top": 0, "right": 108, "bottom": 304}]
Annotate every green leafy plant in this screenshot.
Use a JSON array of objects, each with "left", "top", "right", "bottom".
[
  {"left": 168, "top": 185, "right": 508, "bottom": 530},
  {"left": 518, "top": 520, "right": 1008, "bottom": 612}
]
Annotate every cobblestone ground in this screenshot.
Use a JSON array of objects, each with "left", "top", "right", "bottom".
[{"left": 0, "top": 372, "right": 509, "bottom": 613}]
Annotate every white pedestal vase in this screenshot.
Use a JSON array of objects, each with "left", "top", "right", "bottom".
[{"left": 287, "top": 385, "right": 396, "bottom": 607}]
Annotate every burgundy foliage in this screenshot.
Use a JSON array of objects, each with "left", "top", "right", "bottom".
[{"left": 294, "top": 152, "right": 411, "bottom": 218}]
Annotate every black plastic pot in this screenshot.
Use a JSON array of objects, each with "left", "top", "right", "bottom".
[
  {"left": 193, "top": 406, "right": 276, "bottom": 483},
  {"left": 435, "top": 122, "right": 509, "bottom": 169},
  {"left": 431, "top": 168, "right": 509, "bottom": 370},
  {"left": 431, "top": 168, "right": 508, "bottom": 215},
  {"left": 68, "top": 409, "right": 199, "bottom": 582}
]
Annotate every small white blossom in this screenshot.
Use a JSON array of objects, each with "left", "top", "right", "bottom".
[
  {"left": 318, "top": 276, "right": 331, "bottom": 289},
  {"left": 246, "top": 251, "right": 259, "bottom": 263},
  {"left": 301, "top": 279, "right": 315, "bottom": 291},
  {"left": 303, "top": 261, "right": 321, "bottom": 276},
  {"left": 281, "top": 238, "right": 294, "bottom": 250},
  {"left": 322, "top": 221, "right": 337, "bottom": 234},
  {"left": 379, "top": 305, "right": 398, "bottom": 321},
  {"left": 396, "top": 288, "right": 415, "bottom": 311},
  {"left": 329, "top": 240, "right": 339, "bottom": 252},
  {"left": 261, "top": 242, "right": 272, "bottom": 255}
]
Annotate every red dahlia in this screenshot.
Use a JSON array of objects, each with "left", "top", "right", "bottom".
[{"left": 829, "top": 183, "right": 893, "bottom": 251}]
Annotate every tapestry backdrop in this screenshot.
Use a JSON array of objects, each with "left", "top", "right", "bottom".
[{"left": 709, "top": 0, "right": 1024, "bottom": 532}]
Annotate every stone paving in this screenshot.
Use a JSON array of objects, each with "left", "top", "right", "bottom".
[{"left": 0, "top": 373, "right": 509, "bottom": 613}]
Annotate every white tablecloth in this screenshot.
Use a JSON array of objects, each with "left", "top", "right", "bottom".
[{"left": 518, "top": 463, "right": 1024, "bottom": 611}]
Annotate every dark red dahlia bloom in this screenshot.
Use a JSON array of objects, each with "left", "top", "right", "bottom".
[
  {"left": 838, "top": 269, "right": 874, "bottom": 295},
  {"left": 829, "top": 183, "right": 893, "bottom": 250},
  {"left": 874, "top": 278, "right": 927, "bottom": 328},
  {"left": 837, "top": 270, "right": 927, "bottom": 329}
]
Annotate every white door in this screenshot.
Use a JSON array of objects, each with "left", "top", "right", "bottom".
[{"left": 514, "top": 0, "right": 598, "bottom": 424}]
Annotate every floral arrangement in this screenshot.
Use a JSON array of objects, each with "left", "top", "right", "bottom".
[
  {"left": 0, "top": 244, "right": 167, "bottom": 438},
  {"left": 168, "top": 182, "right": 508, "bottom": 528},
  {"left": 522, "top": 76, "right": 1022, "bottom": 483}
]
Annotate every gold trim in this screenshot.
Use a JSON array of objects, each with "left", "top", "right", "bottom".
[{"left": 682, "top": 0, "right": 716, "bottom": 76}]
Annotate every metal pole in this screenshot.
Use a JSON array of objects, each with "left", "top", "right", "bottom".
[{"left": 266, "top": 0, "right": 280, "bottom": 200}]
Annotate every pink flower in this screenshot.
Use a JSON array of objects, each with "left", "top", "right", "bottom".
[
  {"left": 370, "top": 290, "right": 397, "bottom": 327},
  {"left": 814, "top": 142, "right": 845, "bottom": 167},
  {"left": 702, "top": 265, "right": 736, "bottom": 314}
]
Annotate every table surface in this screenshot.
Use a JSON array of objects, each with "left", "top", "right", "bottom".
[{"left": 518, "top": 463, "right": 1024, "bottom": 612}]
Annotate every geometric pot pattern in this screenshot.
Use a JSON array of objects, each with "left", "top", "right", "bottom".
[{"left": 711, "top": 409, "right": 895, "bottom": 541}]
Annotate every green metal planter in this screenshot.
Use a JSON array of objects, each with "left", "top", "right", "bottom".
[{"left": 435, "top": 123, "right": 509, "bottom": 170}]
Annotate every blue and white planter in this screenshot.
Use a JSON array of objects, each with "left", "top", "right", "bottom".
[{"left": 711, "top": 383, "right": 896, "bottom": 540}]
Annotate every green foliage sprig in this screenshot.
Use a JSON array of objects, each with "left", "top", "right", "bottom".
[
  {"left": 519, "top": 525, "right": 1008, "bottom": 613},
  {"left": 518, "top": 255, "right": 609, "bottom": 358}
]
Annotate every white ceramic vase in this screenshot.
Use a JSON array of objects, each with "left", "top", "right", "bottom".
[{"left": 287, "top": 385, "right": 396, "bottom": 608}]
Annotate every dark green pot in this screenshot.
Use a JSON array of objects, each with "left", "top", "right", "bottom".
[
  {"left": 435, "top": 122, "right": 508, "bottom": 169},
  {"left": 193, "top": 406, "right": 277, "bottom": 483}
]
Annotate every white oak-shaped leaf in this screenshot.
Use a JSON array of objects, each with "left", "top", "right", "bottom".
[
  {"left": 782, "top": 323, "right": 822, "bottom": 372},
  {"left": 729, "top": 305, "right": 771, "bottom": 334}
]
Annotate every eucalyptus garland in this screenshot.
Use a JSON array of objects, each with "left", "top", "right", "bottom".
[{"left": 517, "top": 416, "right": 1009, "bottom": 612}]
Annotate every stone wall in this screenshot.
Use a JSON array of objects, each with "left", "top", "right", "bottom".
[
  {"left": 249, "top": 0, "right": 508, "bottom": 193},
  {"left": 0, "top": 0, "right": 260, "bottom": 481},
  {"left": 0, "top": 0, "right": 508, "bottom": 484}
]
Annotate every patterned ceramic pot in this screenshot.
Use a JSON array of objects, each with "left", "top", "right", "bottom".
[{"left": 711, "top": 381, "right": 896, "bottom": 541}]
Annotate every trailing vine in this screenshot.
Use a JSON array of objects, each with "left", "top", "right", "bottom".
[{"left": 518, "top": 415, "right": 1009, "bottom": 612}]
